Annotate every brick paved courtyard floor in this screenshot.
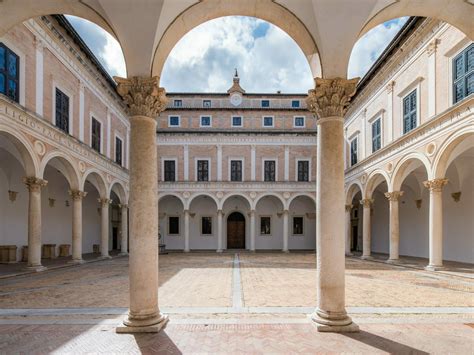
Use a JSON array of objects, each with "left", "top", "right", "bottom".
[{"left": 0, "top": 252, "right": 472, "bottom": 353}]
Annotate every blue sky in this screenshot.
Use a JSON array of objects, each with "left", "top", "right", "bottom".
[{"left": 66, "top": 15, "right": 408, "bottom": 93}]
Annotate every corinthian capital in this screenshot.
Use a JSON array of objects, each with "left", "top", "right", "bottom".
[
  {"left": 114, "top": 76, "right": 168, "bottom": 117},
  {"left": 360, "top": 198, "right": 374, "bottom": 208},
  {"left": 384, "top": 191, "right": 404, "bottom": 201},
  {"left": 98, "top": 198, "right": 112, "bottom": 207},
  {"left": 23, "top": 177, "right": 48, "bottom": 191},
  {"left": 69, "top": 190, "right": 87, "bottom": 200},
  {"left": 306, "top": 77, "right": 359, "bottom": 119},
  {"left": 423, "top": 178, "right": 448, "bottom": 192}
]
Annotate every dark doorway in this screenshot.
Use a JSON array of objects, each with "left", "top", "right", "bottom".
[
  {"left": 112, "top": 227, "right": 118, "bottom": 250},
  {"left": 351, "top": 225, "right": 358, "bottom": 251},
  {"left": 227, "top": 212, "right": 245, "bottom": 249}
]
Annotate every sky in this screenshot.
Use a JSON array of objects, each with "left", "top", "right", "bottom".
[{"left": 66, "top": 15, "right": 408, "bottom": 93}]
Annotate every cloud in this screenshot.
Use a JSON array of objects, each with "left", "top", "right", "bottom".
[{"left": 348, "top": 17, "right": 409, "bottom": 79}]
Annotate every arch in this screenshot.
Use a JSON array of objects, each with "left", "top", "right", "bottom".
[
  {"left": 158, "top": 192, "right": 186, "bottom": 209},
  {"left": 433, "top": 127, "right": 474, "bottom": 178},
  {"left": 152, "top": 0, "right": 321, "bottom": 78},
  {"left": 187, "top": 192, "right": 219, "bottom": 211},
  {"left": 345, "top": 180, "right": 364, "bottom": 205},
  {"left": 365, "top": 170, "right": 390, "bottom": 199},
  {"left": 0, "top": 125, "right": 39, "bottom": 177},
  {"left": 220, "top": 193, "right": 253, "bottom": 210},
  {"left": 109, "top": 180, "right": 128, "bottom": 204},
  {"left": 391, "top": 152, "right": 432, "bottom": 191},
  {"left": 286, "top": 193, "right": 316, "bottom": 210},
  {"left": 40, "top": 151, "right": 80, "bottom": 190},
  {"left": 254, "top": 193, "right": 286, "bottom": 211},
  {"left": 81, "top": 168, "right": 107, "bottom": 198}
]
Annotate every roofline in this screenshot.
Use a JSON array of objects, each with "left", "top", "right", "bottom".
[
  {"left": 166, "top": 92, "right": 308, "bottom": 97},
  {"left": 52, "top": 14, "right": 118, "bottom": 90}
]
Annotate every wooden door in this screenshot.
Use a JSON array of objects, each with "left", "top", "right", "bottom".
[{"left": 227, "top": 212, "right": 245, "bottom": 249}]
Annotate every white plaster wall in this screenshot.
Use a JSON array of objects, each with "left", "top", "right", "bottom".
[
  {"left": 255, "top": 197, "right": 284, "bottom": 250},
  {"left": 158, "top": 197, "right": 184, "bottom": 250},
  {"left": 288, "top": 197, "right": 316, "bottom": 250},
  {"left": 189, "top": 197, "right": 218, "bottom": 250},
  {"left": 371, "top": 190, "right": 389, "bottom": 254},
  {"left": 82, "top": 186, "right": 101, "bottom": 254}
]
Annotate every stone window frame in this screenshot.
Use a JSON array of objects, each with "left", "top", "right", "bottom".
[
  {"left": 200, "top": 115, "right": 212, "bottom": 128},
  {"left": 262, "top": 115, "right": 274, "bottom": 128},
  {"left": 0, "top": 38, "right": 25, "bottom": 106},
  {"left": 228, "top": 157, "right": 245, "bottom": 182},
  {"left": 368, "top": 110, "right": 384, "bottom": 154},
  {"left": 195, "top": 157, "right": 211, "bottom": 182},
  {"left": 445, "top": 38, "right": 472, "bottom": 106},
  {"left": 173, "top": 99, "right": 182, "bottom": 107},
  {"left": 53, "top": 81, "right": 74, "bottom": 135},
  {"left": 292, "top": 215, "right": 305, "bottom": 236},
  {"left": 262, "top": 158, "right": 278, "bottom": 182},
  {"left": 200, "top": 215, "right": 213, "bottom": 236},
  {"left": 295, "top": 158, "right": 311, "bottom": 182},
  {"left": 168, "top": 215, "right": 180, "bottom": 236},
  {"left": 168, "top": 115, "right": 181, "bottom": 127},
  {"left": 161, "top": 157, "right": 178, "bottom": 182},
  {"left": 202, "top": 99, "right": 212, "bottom": 108},
  {"left": 231, "top": 115, "right": 243, "bottom": 127},
  {"left": 291, "top": 100, "right": 300, "bottom": 108},
  {"left": 89, "top": 113, "right": 104, "bottom": 154},
  {"left": 293, "top": 116, "right": 305, "bottom": 128},
  {"left": 259, "top": 215, "right": 272, "bottom": 236},
  {"left": 114, "top": 131, "right": 124, "bottom": 166},
  {"left": 451, "top": 42, "right": 474, "bottom": 104},
  {"left": 261, "top": 99, "right": 270, "bottom": 108},
  {"left": 349, "top": 134, "right": 358, "bottom": 167},
  {"left": 397, "top": 76, "right": 423, "bottom": 136}
]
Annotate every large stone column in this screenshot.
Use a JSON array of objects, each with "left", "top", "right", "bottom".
[
  {"left": 184, "top": 209, "right": 190, "bottom": 252},
  {"left": 250, "top": 210, "right": 256, "bottom": 252},
  {"left": 384, "top": 191, "right": 403, "bottom": 263},
  {"left": 217, "top": 209, "right": 223, "bottom": 252},
  {"left": 69, "top": 190, "right": 87, "bottom": 263},
  {"left": 423, "top": 178, "right": 448, "bottom": 271},
  {"left": 345, "top": 204, "right": 353, "bottom": 256},
  {"left": 360, "top": 199, "right": 374, "bottom": 260},
  {"left": 98, "top": 198, "right": 111, "bottom": 259},
  {"left": 306, "top": 77, "right": 359, "bottom": 332},
  {"left": 282, "top": 209, "right": 289, "bottom": 252},
  {"left": 115, "top": 76, "right": 168, "bottom": 332},
  {"left": 23, "top": 177, "right": 48, "bottom": 271},
  {"left": 119, "top": 204, "right": 128, "bottom": 255}
]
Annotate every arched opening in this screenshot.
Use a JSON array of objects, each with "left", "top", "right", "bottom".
[
  {"left": 158, "top": 195, "right": 185, "bottom": 251},
  {"left": 188, "top": 195, "right": 218, "bottom": 250},
  {"left": 254, "top": 195, "right": 285, "bottom": 250},
  {"left": 346, "top": 183, "right": 363, "bottom": 253},
  {"left": 227, "top": 212, "right": 246, "bottom": 249},
  {"left": 222, "top": 195, "right": 251, "bottom": 250},
  {"left": 287, "top": 195, "right": 316, "bottom": 251}
]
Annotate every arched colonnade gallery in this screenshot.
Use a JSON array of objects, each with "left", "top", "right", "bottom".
[{"left": 1, "top": 0, "right": 473, "bottom": 333}]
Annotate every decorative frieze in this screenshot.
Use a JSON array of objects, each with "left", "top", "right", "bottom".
[
  {"left": 384, "top": 191, "right": 404, "bottom": 201},
  {"left": 423, "top": 178, "right": 448, "bottom": 192}
]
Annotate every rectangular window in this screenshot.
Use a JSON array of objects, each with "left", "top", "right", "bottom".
[
  {"left": 260, "top": 216, "right": 271, "bottom": 235},
  {"left": 264, "top": 160, "right": 276, "bottom": 182},
  {"left": 297, "top": 160, "right": 309, "bottom": 182},
  {"left": 453, "top": 43, "right": 474, "bottom": 104},
  {"left": 115, "top": 136, "right": 122, "bottom": 166},
  {"left": 261, "top": 99, "right": 270, "bottom": 108},
  {"left": 200, "top": 116, "right": 211, "bottom": 127},
  {"left": 174, "top": 99, "right": 182, "bottom": 107},
  {"left": 263, "top": 116, "right": 273, "bottom": 127},
  {"left": 0, "top": 43, "right": 19, "bottom": 102},
  {"left": 230, "top": 160, "right": 242, "bottom": 181},
  {"left": 90, "top": 118, "right": 101, "bottom": 153},
  {"left": 371, "top": 118, "right": 381, "bottom": 153},
  {"left": 403, "top": 89, "right": 417, "bottom": 134},
  {"left": 164, "top": 160, "right": 176, "bottom": 182},
  {"left": 197, "top": 160, "right": 209, "bottom": 181},
  {"left": 55, "top": 88, "right": 69, "bottom": 133},
  {"left": 294, "top": 116, "right": 305, "bottom": 127},
  {"left": 203, "top": 99, "right": 211, "bottom": 108},
  {"left": 293, "top": 217, "right": 304, "bottom": 235},
  {"left": 168, "top": 216, "right": 180, "bottom": 235},
  {"left": 232, "top": 116, "right": 242, "bottom": 127},
  {"left": 169, "top": 116, "right": 180, "bottom": 127},
  {"left": 291, "top": 100, "right": 300, "bottom": 108},
  {"left": 201, "top": 217, "right": 212, "bottom": 235},
  {"left": 350, "top": 138, "right": 358, "bottom": 166}
]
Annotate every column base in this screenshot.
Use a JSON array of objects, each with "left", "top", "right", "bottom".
[
  {"left": 117, "top": 313, "right": 168, "bottom": 334},
  {"left": 216, "top": 249, "right": 223, "bottom": 253},
  {"left": 424, "top": 265, "right": 444, "bottom": 271},
  {"left": 68, "top": 259, "right": 85, "bottom": 265},
  {"left": 361, "top": 255, "right": 374, "bottom": 260},
  {"left": 385, "top": 258, "right": 399, "bottom": 264},
  {"left": 98, "top": 255, "right": 112, "bottom": 260},
  {"left": 184, "top": 249, "right": 190, "bottom": 253},
  {"left": 311, "top": 310, "right": 359, "bottom": 333},
  {"left": 345, "top": 252, "right": 353, "bottom": 256},
  {"left": 118, "top": 252, "right": 129, "bottom": 256},
  {"left": 283, "top": 249, "right": 289, "bottom": 253},
  {"left": 24, "top": 265, "right": 47, "bottom": 272}
]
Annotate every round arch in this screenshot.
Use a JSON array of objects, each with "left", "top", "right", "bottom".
[
  {"left": 365, "top": 170, "right": 390, "bottom": 199},
  {"left": 254, "top": 193, "right": 286, "bottom": 210},
  {"left": 187, "top": 192, "right": 219, "bottom": 211},
  {"left": 158, "top": 193, "right": 186, "bottom": 209},
  {"left": 109, "top": 180, "right": 128, "bottom": 204},
  {"left": 81, "top": 168, "right": 107, "bottom": 198},
  {"left": 220, "top": 193, "right": 253, "bottom": 210},
  {"left": 433, "top": 128, "right": 474, "bottom": 178},
  {"left": 0, "top": 125, "right": 39, "bottom": 177},
  {"left": 345, "top": 180, "right": 364, "bottom": 205},
  {"left": 151, "top": 0, "right": 321, "bottom": 79},
  {"left": 391, "top": 152, "right": 432, "bottom": 191},
  {"left": 40, "top": 151, "right": 80, "bottom": 190},
  {"left": 286, "top": 193, "right": 316, "bottom": 210}
]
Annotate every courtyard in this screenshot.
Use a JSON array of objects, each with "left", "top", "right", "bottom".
[{"left": 0, "top": 253, "right": 472, "bottom": 353}]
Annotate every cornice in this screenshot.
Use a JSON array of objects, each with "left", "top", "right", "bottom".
[{"left": 156, "top": 133, "right": 317, "bottom": 145}]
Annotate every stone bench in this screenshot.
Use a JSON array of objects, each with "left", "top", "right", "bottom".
[
  {"left": 58, "top": 244, "right": 70, "bottom": 257},
  {"left": 0, "top": 245, "right": 17, "bottom": 263},
  {"left": 42, "top": 244, "right": 57, "bottom": 259}
]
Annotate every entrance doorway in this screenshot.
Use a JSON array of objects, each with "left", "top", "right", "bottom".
[{"left": 227, "top": 212, "right": 245, "bottom": 249}]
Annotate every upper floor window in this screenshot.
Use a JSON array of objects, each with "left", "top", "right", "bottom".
[
  {"left": 164, "top": 160, "right": 176, "bottom": 182},
  {"left": 169, "top": 115, "right": 180, "bottom": 127},
  {"left": 230, "top": 160, "right": 242, "bottom": 182},
  {"left": 453, "top": 44, "right": 474, "bottom": 104},
  {"left": 297, "top": 160, "right": 309, "bottom": 182},
  {"left": 291, "top": 100, "right": 300, "bottom": 108},
  {"left": 203, "top": 99, "right": 211, "bottom": 108},
  {"left": 91, "top": 117, "right": 101, "bottom": 153},
  {"left": 350, "top": 137, "right": 358, "bottom": 166},
  {"left": 200, "top": 116, "right": 211, "bottom": 127},
  {"left": 263, "top": 116, "right": 274, "bottom": 127},
  {"left": 201, "top": 217, "right": 213, "bottom": 235},
  {"left": 55, "top": 88, "right": 69, "bottom": 133},
  {"left": 264, "top": 160, "right": 276, "bottom": 181},
  {"left": 403, "top": 89, "right": 417, "bottom": 134},
  {"left": 197, "top": 159, "right": 209, "bottom": 181},
  {"left": 261, "top": 99, "right": 270, "bottom": 108},
  {"left": 0, "top": 43, "right": 19, "bottom": 102},
  {"left": 232, "top": 116, "right": 242, "bottom": 127},
  {"left": 174, "top": 99, "right": 182, "bottom": 107},
  {"left": 371, "top": 118, "right": 381, "bottom": 153},
  {"left": 294, "top": 116, "right": 305, "bottom": 127},
  {"left": 115, "top": 136, "right": 123, "bottom": 166},
  {"left": 293, "top": 217, "right": 304, "bottom": 235}
]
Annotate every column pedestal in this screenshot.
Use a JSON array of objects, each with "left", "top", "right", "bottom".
[
  {"left": 69, "top": 190, "right": 87, "bottom": 264},
  {"left": 360, "top": 199, "right": 374, "bottom": 260},
  {"left": 98, "top": 198, "right": 111, "bottom": 259},
  {"left": 119, "top": 204, "right": 129, "bottom": 256}
]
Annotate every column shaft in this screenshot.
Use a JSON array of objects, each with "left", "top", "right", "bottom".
[
  {"left": 217, "top": 210, "right": 223, "bottom": 252},
  {"left": 360, "top": 199, "right": 373, "bottom": 259},
  {"left": 120, "top": 204, "right": 129, "bottom": 255},
  {"left": 385, "top": 191, "right": 403, "bottom": 263},
  {"left": 184, "top": 210, "right": 190, "bottom": 252},
  {"left": 250, "top": 210, "right": 256, "bottom": 251},
  {"left": 99, "top": 198, "right": 111, "bottom": 258},
  {"left": 282, "top": 210, "right": 289, "bottom": 252},
  {"left": 345, "top": 205, "right": 352, "bottom": 256},
  {"left": 70, "top": 190, "right": 87, "bottom": 263}
]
